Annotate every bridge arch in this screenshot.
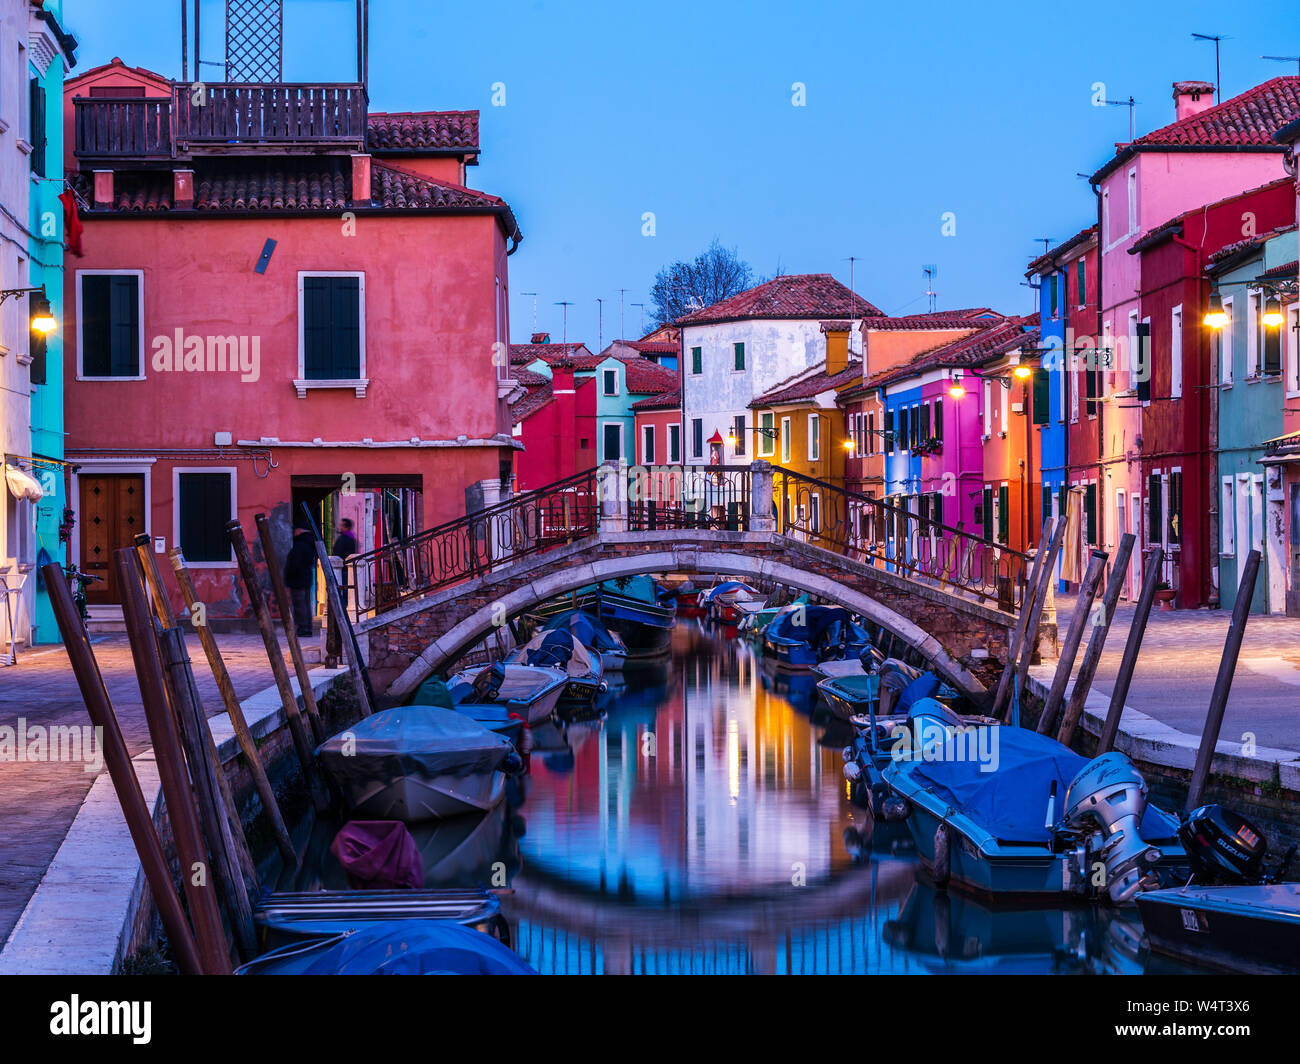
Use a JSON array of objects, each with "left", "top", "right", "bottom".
[{"left": 376, "top": 532, "right": 1006, "bottom": 703}]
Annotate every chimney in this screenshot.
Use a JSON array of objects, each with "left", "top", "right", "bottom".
[
  {"left": 531, "top": 332, "right": 551, "bottom": 344},
  {"left": 351, "top": 154, "right": 371, "bottom": 204},
  {"left": 93, "top": 170, "right": 114, "bottom": 209},
  {"left": 824, "top": 325, "right": 850, "bottom": 376},
  {"left": 173, "top": 169, "right": 194, "bottom": 209},
  {"left": 1173, "top": 81, "right": 1216, "bottom": 122}
]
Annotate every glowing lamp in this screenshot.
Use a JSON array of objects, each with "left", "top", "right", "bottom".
[
  {"left": 1263, "top": 295, "right": 1284, "bottom": 328},
  {"left": 30, "top": 293, "right": 56, "bottom": 335},
  {"left": 1203, "top": 291, "right": 1228, "bottom": 329}
]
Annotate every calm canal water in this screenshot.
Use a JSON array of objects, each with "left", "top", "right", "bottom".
[{"left": 493, "top": 622, "right": 1199, "bottom": 975}]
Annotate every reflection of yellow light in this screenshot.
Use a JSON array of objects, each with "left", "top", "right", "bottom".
[
  {"left": 727, "top": 718, "right": 740, "bottom": 802},
  {"left": 1013, "top": 365, "right": 1033, "bottom": 380}
]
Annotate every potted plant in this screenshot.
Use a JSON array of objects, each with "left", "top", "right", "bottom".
[{"left": 1154, "top": 580, "right": 1176, "bottom": 610}]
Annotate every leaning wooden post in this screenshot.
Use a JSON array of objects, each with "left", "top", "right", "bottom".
[
  {"left": 158, "top": 625, "right": 257, "bottom": 960},
  {"left": 1057, "top": 533, "right": 1135, "bottom": 746},
  {"left": 1186, "top": 550, "right": 1261, "bottom": 811},
  {"left": 133, "top": 533, "right": 176, "bottom": 626},
  {"left": 991, "top": 518, "right": 1053, "bottom": 718},
  {"left": 116, "top": 550, "right": 231, "bottom": 975},
  {"left": 227, "top": 520, "right": 328, "bottom": 807},
  {"left": 254, "top": 513, "right": 324, "bottom": 741},
  {"left": 41, "top": 562, "right": 203, "bottom": 977},
  {"left": 1037, "top": 548, "right": 1108, "bottom": 736},
  {"left": 168, "top": 549, "right": 296, "bottom": 867},
  {"left": 1097, "top": 545, "right": 1165, "bottom": 754},
  {"left": 310, "top": 529, "right": 374, "bottom": 717},
  {"left": 1009, "top": 517, "right": 1067, "bottom": 720}
]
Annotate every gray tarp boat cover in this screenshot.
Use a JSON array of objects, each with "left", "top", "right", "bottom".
[
  {"left": 453, "top": 664, "right": 566, "bottom": 700},
  {"left": 510, "top": 628, "right": 597, "bottom": 678},
  {"left": 317, "top": 706, "right": 512, "bottom": 784},
  {"left": 542, "top": 609, "right": 627, "bottom": 655}
]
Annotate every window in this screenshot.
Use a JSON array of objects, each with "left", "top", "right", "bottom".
[
  {"left": 758, "top": 412, "right": 775, "bottom": 458},
  {"left": 1220, "top": 477, "right": 1235, "bottom": 555},
  {"left": 883, "top": 409, "right": 895, "bottom": 454},
  {"left": 866, "top": 412, "right": 876, "bottom": 456},
  {"left": 1102, "top": 190, "right": 1110, "bottom": 245},
  {"left": 602, "top": 423, "right": 622, "bottom": 462},
  {"left": 1084, "top": 482, "right": 1097, "bottom": 546},
  {"left": 997, "top": 483, "right": 1009, "bottom": 544},
  {"left": 690, "top": 346, "right": 702, "bottom": 375},
  {"left": 733, "top": 415, "right": 746, "bottom": 456},
  {"left": 911, "top": 404, "right": 920, "bottom": 449},
  {"left": 1247, "top": 291, "right": 1261, "bottom": 378},
  {"left": 1135, "top": 320, "right": 1151, "bottom": 403},
  {"left": 733, "top": 342, "right": 745, "bottom": 371},
  {"left": 1032, "top": 369, "right": 1050, "bottom": 425},
  {"left": 29, "top": 291, "right": 47, "bottom": 385},
  {"left": 602, "top": 368, "right": 618, "bottom": 396},
  {"left": 898, "top": 406, "right": 909, "bottom": 451},
  {"left": 1148, "top": 473, "right": 1163, "bottom": 548},
  {"left": 691, "top": 418, "right": 703, "bottom": 459},
  {"left": 1049, "top": 274, "right": 1059, "bottom": 318},
  {"left": 176, "top": 470, "right": 235, "bottom": 565},
  {"left": 1219, "top": 298, "right": 1234, "bottom": 384},
  {"left": 1084, "top": 354, "right": 1098, "bottom": 416},
  {"left": 781, "top": 417, "right": 791, "bottom": 463},
  {"left": 808, "top": 413, "right": 820, "bottom": 461},
  {"left": 669, "top": 424, "right": 681, "bottom": 463},
  {"left": 300, "top": 273, "right": 363, "bottom": 381},
  {"left": 1168, "top": 469, "right": 1182, "bottom": 546},
  {"left": 1287, "top": 305, "right": 1300, "bottom": 396},
  {"left": 29, "top": 77, "right": 46, "bottom": 177},
  {"left": 982, "top": 380, "right": 992, "bottom": 435},
  {"left": 1127, "top": 168, "right": 1137, "bottom": 234},
  {"left": 642, "top": 425, "right": 656, "bottom": 465},
  {"left": 981, "top": 486, "right": 993, "bottom": 543},
  {"left": 1077, "top": 260, "right": 1086, "bottom": 308},
  {"left": 933, "top": 398, "right": 943, "bottom": 441},
  {"left": 1042, "top": 484, "right": 1052, "bottom": 534},
  {"left": 999, "top": 383, "right": 1008, "bottom": 433},
  {"left": 919, "top": 403, "right": 930, "bottom": 443},
  {"left": 1263, "top": 312, "right": 1282, "bottom": 377},
  {"left": 1171, "top": 306, "right": 1183, "bottom": 398},
  {"left": 78, "top": 271, "right": 143, "bottom": 378},
  {"left": 809, "top": 494, "right": 821, "bottom": 534}
]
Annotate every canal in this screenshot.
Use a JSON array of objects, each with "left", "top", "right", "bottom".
[{"left": 494, "top": 622, "right": 1200, "bottom": 975}]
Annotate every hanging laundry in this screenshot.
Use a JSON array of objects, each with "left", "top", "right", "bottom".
[{"left": 59, "top": 190, "right": 83, "bottom": 256}]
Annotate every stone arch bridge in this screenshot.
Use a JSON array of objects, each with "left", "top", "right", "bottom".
[{"left": 343, "top": 463, "right": 1036, "bottom": 706}]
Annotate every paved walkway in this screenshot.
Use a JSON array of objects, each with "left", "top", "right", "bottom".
[
  {"left": 0, "top": 634, "right": 291, "bottom": 949},
  {"left": 1034, "top": 593, "right": 1300, "bottom": 757}
]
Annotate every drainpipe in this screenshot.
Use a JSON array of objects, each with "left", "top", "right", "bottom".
[{"left": 1172, "top": 229, "right": 1217, "bottom": 608}]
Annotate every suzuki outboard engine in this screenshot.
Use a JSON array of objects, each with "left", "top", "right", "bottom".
[
  {"left": 1179, "top": 804, "right": 1267, "bottom": 884},
  {"left": 1063, "top": 752, "right": 1163, "bottom": 905}
]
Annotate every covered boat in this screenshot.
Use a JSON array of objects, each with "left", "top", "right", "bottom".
[
  {"left": 700, "top": 580, "right": 766, "bottom": 622},
  {"left": 883, "top": 723, "right": 1185, "bottom": 902},
  {"left": 508, "top": 628, "right": 606, "bottom": 707},
  {"left": 762, "top": 605, "right": 871, "bottom": 669},
  {"left": 448, "top": 661, "right": 569, "bottom": 724},
  {"left": 537, "top": 577, "right": 675, "bottom": 658},
  {"left": 541, "top": 608, "right": 629, "bottom": 672},
  {"left": 409, "top": 675, "right": 528, "bottom": 746},
  {"left": 318, "top": 706, "right": 516, "bottom": 822},
  {"left": 1136, "top": 883, "right": 1300, "bottom": 974},
  {"left": 237, "top": 919, "right": 537, "bottom": 975}
]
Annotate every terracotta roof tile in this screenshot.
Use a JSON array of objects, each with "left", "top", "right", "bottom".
[
  {"left": 622, "top": 340, "right": 679, "bottom": 354},
  {"left": 866, "top": 318, "right": 1037, "bottom": 388},
  {"left": 1131, "top": 77, "right": 1300, "bottom": 148},
  {"left": 367, "top": 110, "right": 480, "bottom": 153},
  {"left": 617, "top": 355, "right": 678, "bottom": 394},
  {"left": 860, "top": 310, "right": 1006, "bottom": 331},
  {"left": 752, "top": 360, "right": 863, "bottom": 407},
  {"left": 1260, "top": 259, "right": 1299, "bottom": 280},
  {"left": 508, "top": 343, "right": 596, "bottom": 366},
  {"left": 510, "top": 379, "right": 553, "bottom": 424},
  {"left": 631, "top": 385, "right": 681, "bottom": 411},
  {"left": 675, "top": 274, "right": 882, "bottom": 325}
]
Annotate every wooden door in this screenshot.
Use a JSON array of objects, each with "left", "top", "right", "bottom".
[{"left": 79, "top": 474, "right": 146, "bottom": 604}]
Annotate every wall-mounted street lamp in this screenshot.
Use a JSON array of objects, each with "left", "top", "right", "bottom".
[
  {"left": 1, "top": 287, "right": 56, "bottom": 334},
  {"left": 1204, "top": 290, "right": 1230, "bottom": 329},
  {"left": 1204, "top": 278, "right": 1297, "bottom": 330}
]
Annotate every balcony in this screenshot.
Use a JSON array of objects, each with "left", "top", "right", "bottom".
[{"left": 74, "top": 83, "right": 367, "bottom": 163}]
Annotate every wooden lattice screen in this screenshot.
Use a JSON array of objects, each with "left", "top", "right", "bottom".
[{"left": 225, "top": 0, "right": 284, "bottom": 82}]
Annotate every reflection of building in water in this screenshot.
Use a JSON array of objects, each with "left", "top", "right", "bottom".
[{"left": 523, "top": 630, "right": 849, "bottom": 899}]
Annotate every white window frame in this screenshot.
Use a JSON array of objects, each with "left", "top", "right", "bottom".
[
  {"left": 690, "top": 418, "right": 703, "bottom": 460},
  {"left": 780, "top": 416, "right": 792, "bottom": 463},
  {"left": 296, "top": 270, "right": 368, "bottom": 397},
  {"left": 1220, "top": 297, "right": 1234, "bottom": 385},
  {"left": 602, "top": 368, "right": 619, "bottom": 396},
  {"left": 1171, "top": 305, "right": 1183, "bottom": 399},
  {"left": 1069, "top": 346, "right": 1079, "bottom": 422},
  {"left": 808, "top": 413, "right": 820, "bottom": 461},
  {"left": 1127, "top": 310, "right": 1140, "bottom": 390},
  {"left": 600, "top": 421, "right": 624, "bottom": 464},
  {"left": 1249, "top": 473, "right": 1264, "bottom": 553},
  {"left": 1126, "top": 167, "right": 1138, "bottom": 235},
  {"left": 999, "top": 381, "right": 1008, "bottom": 436},
  {"left": 1102, "top": 189, "right": 1110, "bottom": 245},
  {"left": 757, "top": 411, "right": 775, "bottom": 458},
  {"left": 641, "top": 424, "right": 655, "bottom": 465},
  {"left": 982, "top": 380, "right": 992, "bottom": 437},
  {"left": 1221, "top": 476, "right": 1235, "bottom": 556},
  {"left": 669, "top": 423, "right": 681, "bottom": 463},
  {"left": 732, "top": 341, "right": 746, "bottom": 373},
  {"left": 689, "top": 346, "right": 702, "bottom": 375},
  {"left": 76, "top": 269, "right": 146, "bottom": 381},
  {"left": 1286, "top": 304, "right": 1300, "bottom": 397},
  {"left": 173, "top": 466, "right": 237, "bottom": 568},
  {"left": 1247, "top": 289, "right": 1261, "bottom": 379}
]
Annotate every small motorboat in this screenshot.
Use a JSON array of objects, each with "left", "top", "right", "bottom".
[
  {"left": 762, "top": 604, "right": 871, "bottom": 669},
  {"left": 317, "top": 706, "right": 519, "bottom": 822},
  {"left": 236, "top": 919, "right": 537, "bottom": 975},
  {"left": 539, "top": 577, "right": 676, "bottom": 659},
  {"left": 408, "top": 675, "right": 528, "bottom": 747},
  {"left": 448, "top": 660, "right": 569, "bottom": 724},
  {"left": 508, "top": 628, "right": 606, "bottom": 708},
  {"left": 540, "top": 608, "right": 629, "bottom": 672},
  {"left": 699, "top": 580, "right": 766, "bottom": 623},
  {"left": 882, "top": 717, "right": 1186, "bottom": 902}
]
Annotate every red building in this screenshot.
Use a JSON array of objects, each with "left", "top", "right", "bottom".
[
  {"left": 511, "top": 362, "right": 597, "bottom": 490},
  {"left": 62, "top": 58, "right": 521, "bottom": 623},
  {"left": 1129, "top": 178, "right": 1294, "bottom": 607}
]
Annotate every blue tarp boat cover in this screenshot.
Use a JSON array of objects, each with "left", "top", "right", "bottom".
[
  {"left": 896, "top": 671, "right": 940, "bottom": 712},
  {"left": 904, "top": 727, "right": 1176, "bottom": 844},
  {"left": 770, "top": 605, "right": 852, "bottom": 644},
  {"left": 239, "top": 920, "right": 537, "bottom": 975},
  {"left": 318, "top": 707, "right": 511, "bottom": 784},
  {"left": 543, "top": 609, "right": 626, "bottom": 654}
]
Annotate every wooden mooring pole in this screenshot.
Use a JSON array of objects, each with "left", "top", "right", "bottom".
[
  {"left": 1097, "top": 546, "right": 1165, "bottom": 754},
  {"left": 1186, "top": 549, "right": 1261, "bottom": 812},
  {"left": 996, "top": 517, "right": 1065, "bottom": 720},
  {"left": 41, "top": 562, "right": 203, "bottom": 976},
  {"left": 1056, "top": 533, "right": 1135, "bottom": 746},
  {"left": 991, "top": 517, "right": 1053, "bottom": 719},
  {"left": 1037, "top": 548, "right": 1108, "bottom": 736}
]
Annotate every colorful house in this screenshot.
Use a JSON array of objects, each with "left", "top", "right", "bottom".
[
  {"left": 510, "top": 362, "right": 596, "bottom": 491},
  {"left": 1088, "top": 76, "right": 1300, "bottom": 601},
  {"left": 1207, "top": 227, "right": 1299, "bottom": 614},
  {"left": 632, "top": 386, "right": 682, "bottom": 467},
  {"left": 61, "top": 47, "right": 522, "bottom": 624}
]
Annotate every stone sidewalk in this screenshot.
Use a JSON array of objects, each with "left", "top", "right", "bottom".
[
  {"left": 0, "top": 634, "right": 292, "bottom": 949},
  {"left": 1031, "top": 593, "right": 1300, "bottom": 757}
]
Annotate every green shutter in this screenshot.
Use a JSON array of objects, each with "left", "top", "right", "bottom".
[
  {"left": 304, "top": 276, "right": 361, "bottom": 379},
  {"left": 1077, "top": 260, "right": 1086, "bottom": 307},
  {"left": 1085, "top": 484, "right": 1097, "bottom": 545},
  {"left": 1135, "top": 322, "right": 1151, "bottom": 402},
  {"left": 997, "top": 484, "right": 1009, "bottom": 543},
  {"left": 1032, "top": 369, "right": 1050, "bottom": 425},
  {"left": 933, "top": 398, "right": 943, "bottom": 441},
  {"left": 1149, "top": 473, "right": 1163, "bottom": 544},
  {"left": 1169, "top": 472, "right": 1182, "bottom": 544},
  {"left": 734, "top": 342, "right": 745, "bottom": 370},
  {"left": 982, "top": 487, "right": 993, "bottom": 543},
  {"left": 179, "top": 473, "right": 233, "bottom": 563},
  {"left": 29, "top": 78, "right": 46, "bottom": 177},
  {"left": 691, "top": 347, "right": 702, "bottom": 374}
]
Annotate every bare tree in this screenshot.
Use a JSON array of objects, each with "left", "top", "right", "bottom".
[{"left": 649, "top": 239, "right": 755, "bottom": 327}]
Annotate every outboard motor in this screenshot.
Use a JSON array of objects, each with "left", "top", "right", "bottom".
[
  {"left": 1178, "top": 804, "right": 1268, "bottom": 884},
  {"left": 1062, "top": 752, "right": 1163, "bottom": 905},
  {"left": 471, "top": 661, "right": 507, "bottom": 702}
]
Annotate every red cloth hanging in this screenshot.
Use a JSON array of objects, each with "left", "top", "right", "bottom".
[{"left": 59, "top": 190, "right": 83, "bottom": 257}]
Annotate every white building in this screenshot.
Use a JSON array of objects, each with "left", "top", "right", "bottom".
[{"left": 678, "top": 275, "right": 879, "bottom": 465}]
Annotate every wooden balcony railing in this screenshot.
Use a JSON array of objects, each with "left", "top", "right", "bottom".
[{"left": 74, "top": 83, "right": 367, "bottom": 161}]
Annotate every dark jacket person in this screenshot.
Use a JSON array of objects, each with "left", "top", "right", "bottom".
[{"left": 284, "top": 526, "right": 318, "bottom": 638}]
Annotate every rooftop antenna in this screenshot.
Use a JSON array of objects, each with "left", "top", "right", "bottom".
[
  {"left": 617, "top": 288, "right": 629, "bottom": 342},
  {"left": 844, "top": 255, "right": 862, "bottom": 353},
  {"left": 631, "top": 303, "right": 646, "bottom": 337},
  {"left": 521, "top": 292, "right": 538, "bottom": 333},
  {"left": 921, "top": 265, "right": 938, "bottom": 314},
  {"left": 1262, "top": 55, "right": 1300, "bottom": 75},
  {"left": 554, "top": 301, "right": 573, "bottom": 345},
  {"left": 1103, "top": 96, "right": 1139, "bottom": 140},
  {"left": 596, "top": 297, "right": 604, "bottom": 351},
  {"left": 1192, "top": 33, "right": 1228, "bottom": 102}
]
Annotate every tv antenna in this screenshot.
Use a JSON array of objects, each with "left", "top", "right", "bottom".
[
  {"left": 554, "top": 301, "right": 573, "bottom": 345},
  {"left": 521, "top": 292, "right": 538, "bottom": 333},
  {"left": 921, "top": 265, "right": 938, "bottom": 313},
  {"left": 595, "top": 298, "right": 604, "bottom": 351},
  {"left": 631, "top": 303, "right": 646, "bottom": 336},
  {"left": 1192, "top": 33, "right": 1228, "bottom": 102},
  {"left": 1104, "top": 96, "right": 1139, "bottom": 140},
  {"left": 1262, "top": 55, "right": 1300, "bottom": 75},
  {"left": 617, "top": 289, "right": 629, "bottom": 342}
]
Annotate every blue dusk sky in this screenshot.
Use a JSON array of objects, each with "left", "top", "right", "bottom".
[{"left": 66, "top": 0, "right": 1300, "bottom": 346}]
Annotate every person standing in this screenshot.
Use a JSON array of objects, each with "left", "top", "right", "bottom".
[
  {"left": 331, "top": 517, "right": 358, "bottom": 610},
  {"left": 284, "top": 523, "right": 319, "bottom": 638}
]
